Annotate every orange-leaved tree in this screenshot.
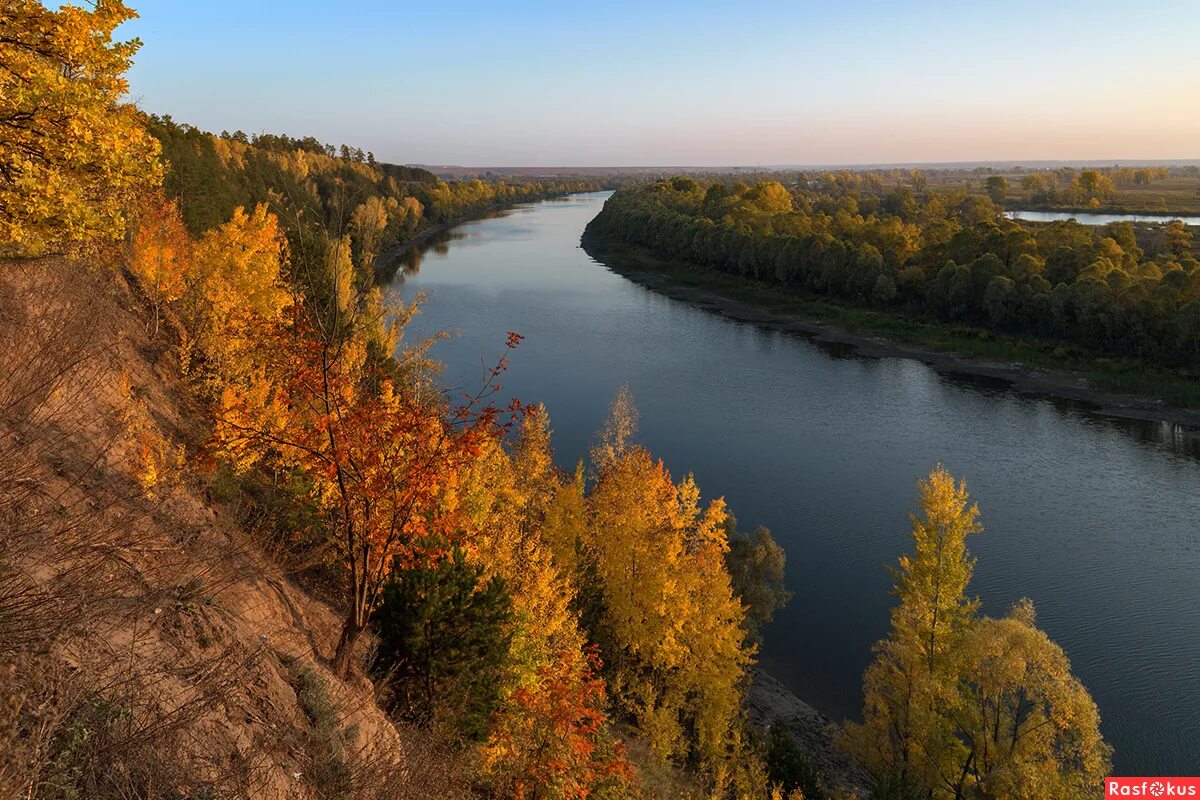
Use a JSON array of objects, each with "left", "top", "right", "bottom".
[
  {"left": 459, "top": 407, "right": 634, "bottom": 797},
  {"left": 129, "top": 191, "right": 191, "bottom": 336},
  {"left": 213, "top": 300, "right": 522, "bottom": 675},
  {"left": 486, "top": 646, "right": 633, "bottom": 800}
]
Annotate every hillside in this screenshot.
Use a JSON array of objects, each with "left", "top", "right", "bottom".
[{"left": 0, "top": 255, "right": 476, "bottom": 798}]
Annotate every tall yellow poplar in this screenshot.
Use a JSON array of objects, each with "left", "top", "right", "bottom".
[
  {"left": 586, "top": 389, "right": 751, "bottom": 778},
  {"left": 842, "top": 465, "right": 980, "bottom": 796}
]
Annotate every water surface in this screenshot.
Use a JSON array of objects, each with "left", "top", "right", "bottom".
[
  {"left": 1006, "top": 209, "right": 1200, "bottom": 226},
  {"left": 385, "top": 192, "right": 1200, "bottom": 774}
]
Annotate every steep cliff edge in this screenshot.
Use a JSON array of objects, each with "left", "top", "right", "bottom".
[{"left": 0, "top": 258, "right": 455, "bottom": 799}]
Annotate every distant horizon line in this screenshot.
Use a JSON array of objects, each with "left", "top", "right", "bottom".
[{"left": 415, "top": 157, "right": 1200, "bottom": 173}]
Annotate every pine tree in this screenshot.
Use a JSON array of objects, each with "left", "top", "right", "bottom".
[{"left": 373, "top": 547, "right": 513, "bottom": 740}]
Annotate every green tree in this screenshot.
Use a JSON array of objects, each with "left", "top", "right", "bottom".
[
  {"left": 984, "top": 176, "right": 1008, "bottom": 205},
  {"left": 724, "top": 517, "right": 792, "bottom": 643},
  {"left": 764, "top": 723, "right": 826, "bottom": 799},
  {"left": 372, "top": 547, "right": 514, "bottom": 739}
]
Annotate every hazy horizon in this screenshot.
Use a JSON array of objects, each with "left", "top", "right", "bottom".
[{"left": 123, "top": 0, "right": 1200, "bottom": 167}]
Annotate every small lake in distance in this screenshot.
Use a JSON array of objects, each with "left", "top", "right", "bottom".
[
  {"left": 1006, "top": 209, "right": 1200, "bottom": 226},
  {"left": 384, "top": 192, "right": 1200, "bottom": 774}
]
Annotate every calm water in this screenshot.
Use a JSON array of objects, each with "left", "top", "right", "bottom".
[
  {"left": 385, "top": 193, "right": 1200, "bottom": 774},
  {"left": 1006, "top": 209, "right": 1200, "bottom": 226}
]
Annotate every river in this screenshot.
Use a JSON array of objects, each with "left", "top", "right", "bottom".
[{"left": 384, "top": 192, "right": 1200, "bottom": 775}]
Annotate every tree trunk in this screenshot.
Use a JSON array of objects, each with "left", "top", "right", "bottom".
[{"left": 333, "top": 612, "right": 362, "bottom": 678}]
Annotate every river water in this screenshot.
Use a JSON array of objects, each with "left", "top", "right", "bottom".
[{"left": 384, "top": 192, "right": 1200, "bottom": 774}]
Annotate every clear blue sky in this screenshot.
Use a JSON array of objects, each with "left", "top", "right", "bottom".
[{"left": 121, "top": 0, "right": 1200, "bottom": 167}]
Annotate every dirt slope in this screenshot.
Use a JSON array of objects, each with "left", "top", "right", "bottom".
[{"left": 0, "top": 257, "right": 439, "bottom": 799}]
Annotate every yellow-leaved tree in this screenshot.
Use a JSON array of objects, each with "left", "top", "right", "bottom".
[
  {"left": 586, "top": 387, "right": 753, "bottom": 786},
  {"left": 841, "top": 465, "right": 1110, "bottom": 799},
  {"left": 458, "top": 406, "right": 634, "bottom": 798},
  {"left": 181, "top": 204, "right": 292, "bottom": 384},
  {"left": 0, "top": 0, "right": 161, "bottom": 255},
  {"left": 129, "top": 191, "right": 191, "bottom": 335},
  {"left": 841, "top": 465, "right": 981, "bottom": 796},
  {"left": 955, "top": 598, "right": 1110, "bottom": 799}
]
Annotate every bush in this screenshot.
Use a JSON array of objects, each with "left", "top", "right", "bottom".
[{"left": 765, "top": 723, "right": 826, "bottom": 799}]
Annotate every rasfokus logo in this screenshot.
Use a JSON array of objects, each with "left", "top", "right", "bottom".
[{"left": 1107, "top": 778, "right": 1200, "bottom": 798}]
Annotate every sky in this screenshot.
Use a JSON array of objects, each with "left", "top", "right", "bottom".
[{"left": 121, "top": 0, "right": 1200, "bottom": 167}]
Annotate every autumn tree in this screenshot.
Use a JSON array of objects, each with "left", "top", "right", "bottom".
[
  {"left": 181, "top": 204, "right": 293, "bottom": 384},
  {"left": 485, "top": 648, "right": 634, "bottom": 800},
  {"left": 841, "top": 465, "right": 981, "bottom": 796},
  {"left": 455, "top": 406, "right": 636, "bottom": 798},
  {"left": 842, "top": 466, "right": 1109, "bottom": 799},
  {"left": 129, "top": 192, "right": 191, "bottom": 335},
  {"left": 214, "top": 317, "right": 507, "bottom": 676},
  {"left": 350, "top": 195, "right": 389, "bottom": 269},
  {"left": 0, "top": 0, "right": 161, "bottom": 255},
  {"left": 1164, "top": 220, "right": 1193, "bottom": 258},
  {"left": 952, "top": 599, "right": 1110, "bottom": 799},
  {"left": 586, "top": 388, "right": 754, "bottom": 784}
]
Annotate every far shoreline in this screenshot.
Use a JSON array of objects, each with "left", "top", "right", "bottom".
[{"left": 581, "top": 234, "right": 1200, "bottom": 432}]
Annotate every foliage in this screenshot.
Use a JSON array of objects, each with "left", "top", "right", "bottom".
[
  {"left": 372, "top": 547, "right": 513, "bottom": 740},
  {"left": 764, "top": 723, "right": 825, "bottom": 800},
  {"left": 454, "top": 407, "right": 638, "bottom": 797},
  {"left": 485, "top": 647, "right": 634, "bottom": 800},
  {"left": 840, "top": 466, "right": 1110, "bottom": 799},
  {"left": 586, "top": 388, "right": 754, "bottom": 785},
  {"left": 954, "top": 600, "right": 1110, "bottom": 799},
  {"left": 587, "top": 179, "right": 1200, "bottom": 368},
  {"left": 0, "top": 0, "right": 161, "bottom": 255},
  {"left": 144, "top": 115, "right": 603, "bottom": 294},
  {"left": 180, "top": 203, "right": 293, "bottom": 386},
  {"left": 211, "top": 310, "right": 507, "bottom": 675},
  {"left": 725, "top": 517, "right": 792, "bottom": 643},
  {"left": 129, "top": 191, "right": 191, "bottom": 334}
]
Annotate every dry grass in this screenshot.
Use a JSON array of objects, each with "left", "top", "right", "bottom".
[{"left": 0, "top": 257, "right": 447, "bottom": 799}]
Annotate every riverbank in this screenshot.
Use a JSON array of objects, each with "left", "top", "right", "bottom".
[
  {"left": 582, "top": 235, "right": 1200, "bottom": 429},
  {"left": 375, "top": 192, "right": 597, "bottom": 281},
  {"left": 747, "top": 670, "right": 872, "bottom": 797}
]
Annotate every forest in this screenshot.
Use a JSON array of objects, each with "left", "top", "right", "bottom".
[
  {"left": 585, "top": 177, "right": 1200, "bottom": 370},
  {"left": 0, "top": 2, "right": 1113, "bottom": 799}
]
